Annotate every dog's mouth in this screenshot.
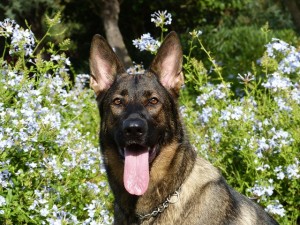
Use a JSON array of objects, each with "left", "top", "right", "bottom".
[{"left": 121, "top": 144, "right": 158, "bottom": 196}]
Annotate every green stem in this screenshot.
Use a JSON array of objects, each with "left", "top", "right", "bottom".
[
  {"left": 160, "top": 25, "right": 165, "bottom": 42},
  {"left": 198, "top": 38, "right": 223, "bottom": 82},
  {"left": 2, "top": 39, "right": 8, "bottom": 59},
  {"left": 32, "top": 29, "right": 51, "bottom": 55},
  {"left": 187, "top": 37, "right": 196, "bottom": 60}
]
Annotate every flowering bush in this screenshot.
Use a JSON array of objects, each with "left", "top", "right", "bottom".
[
  {"left": 185, "top": 29, "right": 300, "bottom": 225},
  {"left": 0, "top": 15, "right": 113, "bottom": 224},
  {"left": 0, "top": 10, "right": 299, "bottom": 225}
]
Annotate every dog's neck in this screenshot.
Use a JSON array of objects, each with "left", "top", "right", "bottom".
[{"left": 136, "top": 186, "right": 182, "bottom": 222}]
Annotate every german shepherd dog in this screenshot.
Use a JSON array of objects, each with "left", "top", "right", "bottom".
[{"left": 89, "top": 32, "right": 278, "bottom": 224}]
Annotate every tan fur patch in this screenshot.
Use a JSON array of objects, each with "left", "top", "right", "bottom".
[
  {"left": 150, "top": 141, "right": 179, "bottom": 184},
  {"left": 105, "top": 148, "right": 124, "bottom": 184},
  {"left": 179, "top": 157, "right": 221, "bottom": 207},
  {"left": 236, "top": 204, "right": 257, "bottom": 225}
]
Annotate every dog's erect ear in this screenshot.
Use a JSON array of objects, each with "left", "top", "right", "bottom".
[
  {"left": 89, "top": 34, "right": 125, "bottom": 96},
  {"left": 149, "top": 31, "right": 183, "bottom": 96}
]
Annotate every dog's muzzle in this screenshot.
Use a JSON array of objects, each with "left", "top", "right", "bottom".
[
  {"left": 118, "top": 114, "right": 159, "bottom": 196},
  {"left": 122, "top": 114, "right": 147, "bottom": 141}
]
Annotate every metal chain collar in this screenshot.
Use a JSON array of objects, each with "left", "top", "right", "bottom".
[{"left": 137, "top": 187, "right": 181, "bottom": 221}]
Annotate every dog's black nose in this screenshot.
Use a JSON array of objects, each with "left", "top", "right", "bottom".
[{"left": 123, "top": 118, "right": 146, "bottom": 138}]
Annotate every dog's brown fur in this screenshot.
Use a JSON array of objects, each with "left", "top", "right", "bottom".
[{"left": 89, "top": 32, "right": 278, "bottom": 225}]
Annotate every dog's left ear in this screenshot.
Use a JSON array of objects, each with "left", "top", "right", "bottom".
[{"left": 149, "top": 31, "right": 183, "bottom": 97}]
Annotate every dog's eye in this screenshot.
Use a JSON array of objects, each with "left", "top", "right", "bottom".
[
  {"left": 113, "top": 98, "right": 122, "bottom": 105},
  {"left": 148, "top": 97, "right": 159, "bottom": 105}
]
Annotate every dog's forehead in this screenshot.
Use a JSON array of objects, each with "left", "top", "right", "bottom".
[{"left": 114, "top": 72, "right": 162, "bottom": 94}]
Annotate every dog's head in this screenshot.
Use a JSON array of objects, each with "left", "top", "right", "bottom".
[{"left": 90, "top": 32, "right": 183, "bottom": 196}]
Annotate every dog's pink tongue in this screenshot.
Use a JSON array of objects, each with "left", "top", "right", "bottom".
[{"left": 124, "top": 148, "right": 149, "bottom": 196}]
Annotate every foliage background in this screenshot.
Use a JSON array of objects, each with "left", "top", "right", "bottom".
[{"left": 1, "top": 0, "right": 299, "bottom": 73}]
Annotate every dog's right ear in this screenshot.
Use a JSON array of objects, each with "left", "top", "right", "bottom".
[
  {"left": 149, "top": 32, "right": 183, "bottom": 97},
  {"left": 89, "top": 34, "right": 125, "bottom": 96}
]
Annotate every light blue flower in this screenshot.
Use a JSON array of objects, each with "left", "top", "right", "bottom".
[
  {"left": 9, "top": 27, "right": 35, "bottom": 56},
  {"left": 211, "top": 129, "right": 222, "bottom": 144},
  {"left": 274, "top": 97, "right": 292, "bottom": 112},
  {"left": 262, "top": 72, "right": 293, "bottom": 92},
  {"left": 198, "top": 107, "right": 214, "bottom": 124},
  {"left": 278, "top": 49, "right": 300, "bottom": 74},
  {"left": 265, "top": 38, "right": 300, "bottom": 74},
  {"left": 265, "top": 38, "right": 289, "bottom": 57},
  {"left": 265, "top": 200, "right": 285, "bottom": 217},
  {"left": 249, "top": 182, "right": 274, "bottom": 197},
  {"left": 196, "top": 93, "right": 210, "bottom": 106},
  {"left": 132, "top": 33, "right": 160, "bottom": 53}
]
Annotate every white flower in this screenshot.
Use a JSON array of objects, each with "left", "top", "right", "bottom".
[
  {"left": 86, "top": 207, "right": 95, "bottom": 218},
  {"left": 237, "top": 72, "right": 255, "bottom": 84},
  {"left": 26, "top": 162, "right": 37, "bottom": 168},
  {"left": 151, "top": 10, "right": 172, "bottom": 27},
  {"left": 0, "top": 19, "right": 19, "bottom": 37},
  {"left": 286, "top": 164, "right": 300, "bottom": 179},
  {"left": 274, "top": 166, "right": 285, "bottom": 180},
  {"left": 42, "top": 111, "right": 61, "bottom": 129},
  {"left": 40, "top": 207, "right": 49, "bottom": 217},
  {"left": 51, "top": 55, "right": 61, "bottom": 61},
  {"left": 99, "top": 181, "right": 107, "bottom": 188},
  {"left": 189, "top": 30, "right": 202, "bottom": 38},
  {"left": 0, "top": 195, "right": 6, "bottom": 207},
  {"left": 38, "top": 198, "right": 48, "bottom": 204},
  {"left": 46, "top": 218, "right": 62, "bottom": 225},
  {"left": 256, "top": 164, "right": 270, "bottom": 171},
  {"left": 277, "top": 171, "right": 285, "bottom": 180},
  {"left": 29, "top": 200, "right": 38, "bottom": 210},
  {"left": 291, "top": 88, "right": 300, "bottom": 104}
]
